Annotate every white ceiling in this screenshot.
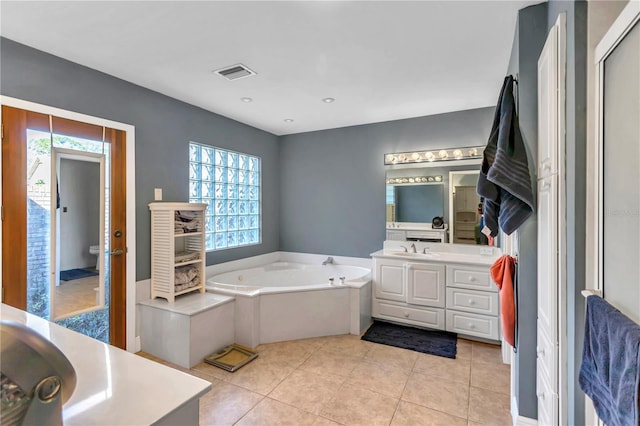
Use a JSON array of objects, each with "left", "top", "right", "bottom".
[{"left": 0, "top": 1, "right": 539, "bottom": 136}]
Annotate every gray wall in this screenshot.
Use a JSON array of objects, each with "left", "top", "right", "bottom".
[
  {"left": 279, "top": 108, "right": 494, "bottom": 257},
  {"left": 59, "top": 158, "right": 100, "bottom": 270},
  {"left": 507, "top": 2, "right": 548, "bottom": 420},
  {"left": 1, "top": 38, "right": 280, "bottom": 281}
]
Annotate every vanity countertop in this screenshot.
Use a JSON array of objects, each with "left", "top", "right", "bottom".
[
  {"left": 371, "top": 241, "right": 501, "bottom": 266},
  {"left": 0, "top": 304, "right": 211, "bottom": 425}
]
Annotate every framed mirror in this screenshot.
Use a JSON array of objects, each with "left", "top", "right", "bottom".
[{"left": 385, "top": 157, "right": 490, "bottom": 245}]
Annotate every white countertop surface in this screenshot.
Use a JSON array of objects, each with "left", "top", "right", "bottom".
[
  {"left": 0, "top": 304, "right": 211, "bottom": 425},
  {"left": 138, "top": 292, "right": 234, "bottom": 315},
  {"left": 371, "top": 241, "right": 501, "bottom": 266}
]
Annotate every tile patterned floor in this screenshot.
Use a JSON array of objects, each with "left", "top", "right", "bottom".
[{"left": 137, "top": 335, "right": 511, "bottom": 426}]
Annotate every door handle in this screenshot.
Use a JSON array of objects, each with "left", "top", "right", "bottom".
[{"left": 110, "top": 248, "right": 124, "bottom": 256}]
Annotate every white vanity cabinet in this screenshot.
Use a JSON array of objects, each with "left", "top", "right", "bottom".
[
  {"left": 445, "top": 264, "right": 500, "bottom": 340},
  {"left": 374, "top": 258, "right": 406, "bottom": 301},
  {"left": 373, "top": 257, "right": 446, "bottom": 331},
  {"left": 372, "top": 248, "right": 500, "bottom": 342}
]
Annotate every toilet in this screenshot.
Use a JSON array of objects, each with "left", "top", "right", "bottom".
[{"left": 89, "top": 245, "right": 100, "bottom": 270}]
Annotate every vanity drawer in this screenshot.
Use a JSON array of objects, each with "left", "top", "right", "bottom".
[
  {"left": 446, "top": 310, "right": 499, "bottom": 340},
  {"left": 446, "top": 288, "right": 499, "bottom": 316},
  {"left": 446, "top": 264, "right": 496, "bottom": 292},
  {"left": 375, "top": 301, "right": 445, "bottom": 330}
]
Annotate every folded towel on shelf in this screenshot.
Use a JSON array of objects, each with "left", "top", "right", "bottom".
[
  {"left": 490, "top": 255, "right": 516, "bottom": 348},
  {"left": 579, "top": 295, "right": 640, "bottom": 426},
  {"left": 477, "top": 75, "right": 534, "bottom": 236},
  {"left": 174, "top": 264, "right": 200, "bottom": 285},
  {"left": 174, "top": 251, "right": 200, "bottom": 264},
  {"left": 175, "top": 210, "right": 200, "bottom": 233}
]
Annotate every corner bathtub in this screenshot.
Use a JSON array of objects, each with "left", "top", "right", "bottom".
[{"left": 206, "top": 262, "right": 372, "bottom": 346}]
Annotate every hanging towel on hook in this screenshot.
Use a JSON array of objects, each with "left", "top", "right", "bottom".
[
  {"left": 490, "top": 254, "right": 516, "bottom": 348},
  {"left": 477, "top": 76, "right": 534, "bottom": 236}
]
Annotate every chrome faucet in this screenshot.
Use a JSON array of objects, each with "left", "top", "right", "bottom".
[
  {"left": 410, "top": 243, "right": 417, "bottom": 253},
  {"left": 322, "top": 257, "right": 334, "bottom": 265},
  {"left": 399, "top": 245, "right": 408, "bottom": 252}
]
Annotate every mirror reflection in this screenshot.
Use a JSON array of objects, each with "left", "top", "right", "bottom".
[{"left": 53, "top": 149, "right": 107, "bottom": 320}]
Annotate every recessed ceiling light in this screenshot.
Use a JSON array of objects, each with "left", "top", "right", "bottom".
[
  {"left": 241, "top": 97, "right": 253, "bottom": 103},
  {"left": 284, "top": 118, "right": 294, "bottom": 123},
  {"left": 322, "top": 97, "right": 335, "bottom": 103}
]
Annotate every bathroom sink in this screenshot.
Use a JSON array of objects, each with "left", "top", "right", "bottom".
[{"left": 387, "top": 251, "right": 440, "bottom": 258}]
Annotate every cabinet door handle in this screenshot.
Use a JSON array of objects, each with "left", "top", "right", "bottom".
[
  {"left": 468, "top": 299, "right": 475, "bottom": 305},
  {"left": 468, "top": 276, "right": 476, "bottom": 282},
  {"left": 110, "top": 248, "right": 124, "bottom": 256},
  {"left": 537, "top": 347, "right": 545, "bottom": 357},
  {"left": 404, "top": 312, "right": 410, "bottom": 318},
  {"left": 537, "top": 391, "right": 545, "bottom": 400}
]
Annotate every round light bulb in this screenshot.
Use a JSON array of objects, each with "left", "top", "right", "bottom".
[
  {"left": 425, "top": 152, "right": 435, "bottom": 161},
  {"left": 453, "top": 149, "right": 463, "bottom": 159},
  {"left": 411, "top": 152, "right": 420, "bottom": 161},
  {"left": 439, "top": 150, "right": 449, "bottom": 159},
  {"left": 385, "top": 154, "right": 395, "bottom": 164},
  {"left": 468, "top": 148, "right": 478, "bottom": 156}
]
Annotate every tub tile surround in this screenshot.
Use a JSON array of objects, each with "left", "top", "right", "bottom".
[{"left": 138, "top": 333, "right": 510, "bottom": 425}]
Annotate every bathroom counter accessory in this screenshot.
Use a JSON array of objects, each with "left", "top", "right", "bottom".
[
  {"left": 0, "top": 304, "right": 210, "bottom": 426},
  {"left": 149, "top": 202, "right": 207, "bottom": 302}
]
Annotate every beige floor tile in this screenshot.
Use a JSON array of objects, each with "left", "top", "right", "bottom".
[
  {"left": 226, "top": 357, "right": 295, "bottom": 395},
  {"left": 467, "top": 421, "right": 484, "bottom": 426},
  {"left": 313, "top": 416, "right": 343, "bottom": 425},
  {"left": 299, "top": 348, "right": 362, "bottom": 377},
  {"left": 471, "top": 342, "right": 503, "bottom": 364},
  {"left": 199, "top": 382, "right": 263, "bottom": 426},
  {"left": 468, "top": 386, "right": 512, "bottom": 425},
  {"left": 456, "top": 339, "right": 473, "bottom": 360},
  {"left": 413, "top": 353, "right": 471, "bottom": 384},
  {"left": 471, "top": 361, "right": 510, "bottom": 395},
  {"left": 345, "top": 359, "right": 410, "bottom": 398},
  {"left": 236, "top": 397, "right": 318, "bottom": 426},
  {"left": 321, "top": 334, "right": 374, "bottom": 358},
  {"left": 269, "top": 369, "right": 345, "bottom": 414},
  {"left": 363, "top": 343, "right": 419, "bottom": 371},
  {"left": 391, "top": 400, "right": 467, "bottom": 426},
  {"left": 192, "top": 360, "right": 234, "bottom": 381},
  {"left": 257, "top": 340, "right": 315, "bottom": 367},
  {"left": 320, "top": 383, "right": 399, "bottom": 425},
  {"left": 402, "top": 370, "right": 469, "bottom": 419}
]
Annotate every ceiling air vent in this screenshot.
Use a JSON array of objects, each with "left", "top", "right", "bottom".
[{"left": 214, "top": 64, "right": 256, "bottom": 81}]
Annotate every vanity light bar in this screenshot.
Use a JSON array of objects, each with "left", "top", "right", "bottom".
[
  {"left": 386, "top": 176, "right": 443, "bottom": 184},
  {"left": 384, "top": 146, "right": 484, "bottom": 165}
]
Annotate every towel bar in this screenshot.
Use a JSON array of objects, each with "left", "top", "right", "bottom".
[{"left": 581, "top": 289, "right": 602, "bottom": 298}]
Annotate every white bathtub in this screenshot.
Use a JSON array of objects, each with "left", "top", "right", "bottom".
[
  {"left": 208, "top": 262, "right": 370, "bottom": 294},
  {"left": 206, "top": 261, "right": 372, "bottom": 346}
]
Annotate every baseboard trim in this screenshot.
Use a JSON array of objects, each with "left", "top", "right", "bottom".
[
  {"left": 516, "top": 415, "right": 538, "bottom": 425},
  {"left": 511, "top": 396, "right": 538, "bottom": 425}
]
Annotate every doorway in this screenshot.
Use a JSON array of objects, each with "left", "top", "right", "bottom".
[{"left": 1, "top": 102, "right": 132, "bottom": 349}]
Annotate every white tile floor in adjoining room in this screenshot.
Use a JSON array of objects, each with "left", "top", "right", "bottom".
[{"left": 138, "top": 334, "right": 511, "bottom": 426}]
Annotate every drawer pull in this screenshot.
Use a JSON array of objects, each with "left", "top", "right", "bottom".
[
  {"left": 468, "top": 276, "right": 476, "bottom": 282},
  {"left": 468, "top": 323, "right": 475, "bottom": 329},
  {"left": 404, "top": 312, "right": 409, "bottom": 318},
  {"left": 468, "top": 299, "right": 475, "bottom": 305}
]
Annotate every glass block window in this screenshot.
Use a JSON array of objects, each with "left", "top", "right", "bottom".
[{"left": 189, "top": 142, "right": 261, "bottom": 250}]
